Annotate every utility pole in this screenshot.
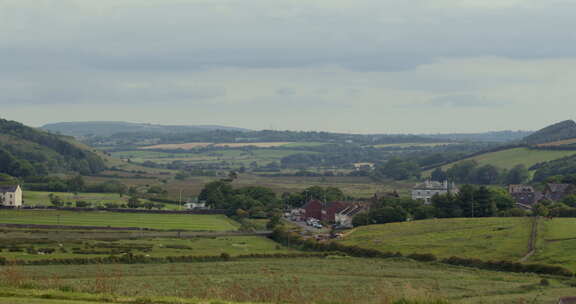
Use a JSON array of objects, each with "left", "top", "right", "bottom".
[{"left": 471, "top": 191, "right": 474, "bottom": 218}]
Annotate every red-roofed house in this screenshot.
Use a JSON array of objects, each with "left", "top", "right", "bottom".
[{"left": 302, "top": 200, "right": 352, "bottom": 223}]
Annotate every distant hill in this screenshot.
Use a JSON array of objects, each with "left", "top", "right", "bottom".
[
  {"left": 42, "top": 121, "right": 251, "bottom": 137},
  {"left": 421, "top": 130, "right": 533, "bottom": 143},
  {"left": 523, "top": 120, "right": 576, "bottom": 145},
  {"left": 0, "top": 118, "right": 106, "bottom": 177}
]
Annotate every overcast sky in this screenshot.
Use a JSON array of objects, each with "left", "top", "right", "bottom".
[{"left": 1, "top": 0, "right": 575, "bottom": 133}]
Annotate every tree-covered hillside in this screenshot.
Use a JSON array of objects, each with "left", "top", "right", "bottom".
[
  {"left": 42, "top": 121, "right": 250, "bottom": 137},
  {"left": 523, "top": 120, "right": 576, "bottom": 145},
  {"left": 0, "top": 118, "right": 106, "bottom": 177}
]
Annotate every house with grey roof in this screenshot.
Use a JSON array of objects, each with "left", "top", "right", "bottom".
[
  {"left": 0, "top": 185, "right": 22, "bottom": 207},
  {"left": 335, "top": 203, "right": 369, "bottom": 228},
  {"left": 411, "top": 180, "right": 458, "bottom": 204}
]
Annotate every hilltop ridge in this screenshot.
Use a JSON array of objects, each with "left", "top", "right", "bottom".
[
  {"left": 0, "top": 118, "right": 106, "bottom": 177},
  {"left": 42, "top": 121, "right": 251, "bottom": 137},
  {"left": 523, "top": 120, "right": 576, "bottom": 145}
]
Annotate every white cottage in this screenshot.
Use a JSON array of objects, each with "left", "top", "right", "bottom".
[
  {"left": 0, "top": 185, "right": 23, "bottom": 207},
  {"left": 411, "top": 180, "right": 458, "bottom": 204}
]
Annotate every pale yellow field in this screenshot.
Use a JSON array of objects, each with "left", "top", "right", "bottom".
[
  {"left": 140, "top": 142, "right": 213, "bottom": 149},
  {"left": 372, "top": 142, "right": 455, "bottom": 148},
  {"left": 537, "top": 138, "right": 576, "bottom": 147},
  {"left": 140, "top": 142, "right": 294, "bottom": 150}
]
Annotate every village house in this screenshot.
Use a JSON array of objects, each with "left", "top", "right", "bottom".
[
  {"left": 0, "top": 185, "right": 23, "bottom": 208},
  {"left": 544, "top": 183, "right": 575, "bottom": 201},
  {"left": 335, "top": 203, "right": 369, "bottom": 228},
  {"left": 508, "top": 183, "right": 575, "bottom": 208},
  {"left": 508, "top": 184, "right": 540, "bottom": 207},
  {"left": 411, "top": 180, "right": 458, "bottom": 204},
  {"left": 302, "top": 199, "right": 323, "bottom": 220},
  {"left": 302, "top": 200, "right": 350, "bottom": 223},
  {"left": 183, "top": 201, "right": 208, "bottom": 210}
]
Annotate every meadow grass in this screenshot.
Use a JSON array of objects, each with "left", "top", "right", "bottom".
[
  {"left": 22, "top": 191, "right": 170, "bottom": 209},
  {"left": 0, "top": 236, "right": 293, "bottom": 261},
  {"left": 339, "top": 218, "right": 531, "bottom": 261},
  {"left": 531, "top": 218, "right": 576, "bottom": 271},
  {"left": 0, "top": 210, "right": 239, "bottom": 231},
  {"left": 3, "top": 257, "right": 574, "bottom": 303}
]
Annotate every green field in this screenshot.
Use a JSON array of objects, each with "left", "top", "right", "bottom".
[
  {"left": 373, "top": 142, "right": 456, "bottom": 148},
  {"left": 22, "top": 191, "right": 170, "bottom": 209},
  {"left": 0, "top": 210, "right": 239, "bottom": 231},
  {"left": 110, "top": 148, "right": 318, "bottom": 167},
  {"left": 424, "top": 147, "right": 576, "bottom": 176},
  {"left": 0, "top": 235, "right": 293, "bottom": 261},
  {"left": 3, "top": 258, "right": 575, "bottom": 303},
  {"left": 531, "top": 218, "right": 576, "bottom": 270},
  {"left": 340, "top": 218, "right": 531, "bottom": 261}
]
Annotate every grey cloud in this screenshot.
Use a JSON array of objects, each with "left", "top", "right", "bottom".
[
  {"left": 427, "top": 95, "right": 512, "bottom": 108},
  {"left": 276, "top": 88, "right": 296, "bottom": 96},
  {"left": 3, "top": 1, "right": 576, "bottom": 72},
  {"left": 0, "top": 74, "right": 226, "bottom": 105}
]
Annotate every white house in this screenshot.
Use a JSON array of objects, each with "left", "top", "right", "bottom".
[
  {"left": 411, "top": 180, "right": 458, "bottom": 204},
  {"left": 0, "top": 185, "right": 23, "bottom": 207},
  {"left": 335, "top": 203, "right": 368, "bottom": 228},
  {"left": 184, "top": 201, "right": 208, "bottom": 210}
]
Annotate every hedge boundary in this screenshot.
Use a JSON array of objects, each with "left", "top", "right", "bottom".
[
  {"left": 270, "top": 229, "right": 574, "bottom": 277},
  {"left": 0, "top": 252, "right": 338, "bottom": 266}
]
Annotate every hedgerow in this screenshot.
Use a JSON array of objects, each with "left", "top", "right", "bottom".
[{"left": 270, "top": 228, "right": 574, "bottom": 277}]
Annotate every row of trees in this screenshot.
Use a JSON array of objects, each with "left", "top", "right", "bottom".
[
  {"left": 26, "top": 175, "right": 129, "bottom": 195},
  {"left": 353, "top": 185, "right": 517, "bottom": 227},
  {"left": 47, "top": 193, "right": 165, "bottom": 210},
  {"left": 198, "top": 181, "right": 280, "bottom": 218},
  {"left": 430, "top": 161, "right": 530, "bottom": 185},
  {"left": 281, "top": 186, "right": 346, "bottom": 208}
]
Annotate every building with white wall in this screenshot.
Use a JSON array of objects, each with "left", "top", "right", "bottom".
[
  {"left": 0, "top": 185, "right": 23, "bottom": 207},
  {"left": 411, "top": 180, "right": 458, "bottom": 204}
]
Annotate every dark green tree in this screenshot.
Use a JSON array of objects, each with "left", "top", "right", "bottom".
[
  {"left": 127, "top": 196, "right": 140, "bottom": 208},
  {"left": 431, "top": 168, "right": 448, "bottom": 182},
  {"left": 505, "top": 165, "right": 530, "bottom": 185}
]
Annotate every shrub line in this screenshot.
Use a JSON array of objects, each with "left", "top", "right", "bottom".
[{"left": 269, "top": 228, "right": 574, "bottom": 277}]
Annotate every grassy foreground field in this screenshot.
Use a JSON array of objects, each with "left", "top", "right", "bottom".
[
  {"left": 0, "top": 210, "right": 239, "bottom": 231},
  {"left": 3, "top": 258, "right": 575, "bottom": 303},
  {"left": 339, "top": 218, "right": 531, "bottom": 261},
  {"left": 425, "top": 147, "right": 576, "bottom": 174},
  {"left": 532, "top": 218, "right": 576, "bottom": 271}
]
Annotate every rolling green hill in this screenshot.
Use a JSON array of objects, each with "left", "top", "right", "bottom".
[
  {"left": 0, "top": 118, "right": 106, "bottom": 177},
  {"left": 339, "top": 218, "right": 531, "bottom": 261},
  {"left": 523, "top": 120, "right": 576, "bottom": 145},
  {"left": 424, "top": 147, "right": 576, "bottom": 175},
  {"left": 340, "top": 217, "right": 576, "bottom": 272}
]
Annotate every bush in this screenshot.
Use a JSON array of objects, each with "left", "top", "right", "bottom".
[{"left": 407, "top": 253, "right": 437, "bottom": 262}]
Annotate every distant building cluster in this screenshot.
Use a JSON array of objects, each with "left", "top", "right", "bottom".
[
  {"left": 411, "top": 180, "right": 459, "bottom": 204},
  {"left": 508, "top": 183, "right": 575, "bottom": 208},
  {"left": 0, "top": 185, "right": 23, "bottom": 208},
  {"left": 289, "top": 200, "right": 370, "bottom": 228}
]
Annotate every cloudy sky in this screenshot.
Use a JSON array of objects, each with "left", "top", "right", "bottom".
[{"left": 1, "top": 0, "right": 575, "bottom": 133}]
